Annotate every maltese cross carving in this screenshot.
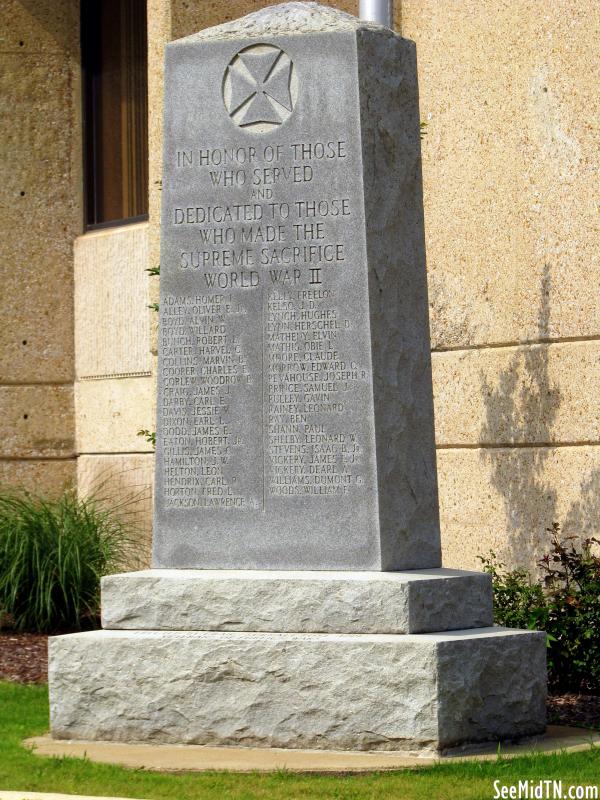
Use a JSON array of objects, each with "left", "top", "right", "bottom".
[{"left": 223, "top": 44, "right": 296, "bottom": 130}]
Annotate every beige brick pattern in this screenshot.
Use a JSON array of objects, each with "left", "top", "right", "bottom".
[
  {"left": 401, "top": 1, "right": 600, "bottom": 348},
  {"left": 75, "top": 224, "right": 151, "bottom": 381},
  {"left": 0, "top": 0, "right": 78, "bottom": 53},
  {"left": 0, "top": 385, "right": 74, "bottom": 458},
  {"left": 0, "top": 53, "right": 79, "bottom": 384},
  {"left": 0, "top": 459, "right": 75, "bottom": 497},
  {"left": 433, "top": 341, "right": 600, "bottom": 446},
  {"left": 438, "top": 445, "right": 600, "bottom": 571},
  {"left": 77, "top": 454, "right": 155, "bottom": 568},
  {"left": 75, "top": 378, "right": 155, "bottom": 455}
]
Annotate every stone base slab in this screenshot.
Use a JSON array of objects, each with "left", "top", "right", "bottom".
[
  {"left": 101, "top": 568, "right": 493, "bottom": 634},
  {"left": 49, "top": 627, "right": 545, "bottom": 754},
  {"left": 27, "top": 726, "right": 597, "bottom": 773}
]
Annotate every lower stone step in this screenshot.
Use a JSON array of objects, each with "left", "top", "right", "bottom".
[
  {"left": 49, "top": 626, "right": 545, "bottom": 754},
  {"left": 100, "top": 568, "right": 493, "bottom": 634}
]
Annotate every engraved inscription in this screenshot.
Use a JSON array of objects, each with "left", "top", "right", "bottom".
[{"left": 159, "top": 135, "right": 372, "bottom": 512}]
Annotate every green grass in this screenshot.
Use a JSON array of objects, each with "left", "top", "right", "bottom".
[{"left": 0, "top": 682, "right": 598, "bottom": 800}]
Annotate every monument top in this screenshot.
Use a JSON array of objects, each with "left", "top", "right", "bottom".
[{"left": 174, "top": 2, "right": 391, "bottom": 44}]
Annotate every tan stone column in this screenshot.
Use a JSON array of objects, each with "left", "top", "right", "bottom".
[{"left": 0, "top": 0, "right": 81, "bottom": 496}]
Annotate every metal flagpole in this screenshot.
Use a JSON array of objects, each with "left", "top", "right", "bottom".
[{"left": 359, "top": 0, "right": 393, "bottom": 27}]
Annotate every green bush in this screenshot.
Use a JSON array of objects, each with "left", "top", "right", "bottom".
[
  {"left": 481, "top": 524, "right": 600, "bottom": 693},
  {"left": 0, "top": 487, "right": 142, "bottom": 633}
]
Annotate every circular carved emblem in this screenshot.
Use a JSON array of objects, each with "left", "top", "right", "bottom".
[{"left": 223, "top": 44, "right": 297, "bottom": 132}]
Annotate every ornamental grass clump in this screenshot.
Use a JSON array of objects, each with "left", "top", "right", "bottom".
[
  {"left": 0, "top": 487, "right": 142, "bottom": 633},
  {"left": 481, "top": 524, "right": 600, "bottom": 694}
]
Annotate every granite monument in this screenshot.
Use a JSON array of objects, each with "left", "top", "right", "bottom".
[{"left": 49, "top": 3, "right": 546, "bottom": 755}]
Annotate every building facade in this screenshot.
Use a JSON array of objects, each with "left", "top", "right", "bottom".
[{"left": 1, "top": 0, "right": 598, "bottom": 570}]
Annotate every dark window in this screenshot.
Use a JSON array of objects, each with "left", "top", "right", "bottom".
[{"left": 82, "top": 0, "right": 149, "bottom": 229}]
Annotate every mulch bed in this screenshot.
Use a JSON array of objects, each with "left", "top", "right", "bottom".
[
  {"left": 0, "top": 632, "right": 48, "bottom": 684},
  {"left": 1, "top": 632, "right": 600, "bottom": 732},
  {"left": 547, "top": 693, "right": 600, "bottom": 731}
]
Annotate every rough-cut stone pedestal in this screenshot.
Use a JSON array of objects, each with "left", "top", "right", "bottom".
[
  {"left": 101, "top": 568, "right": 493, "bottom": 634},
  {"left": 48, "top": 568, "right": 546, "bottom": 754},
  {"left": 49, "top": 624, "right": 546, "bottom": 754}
]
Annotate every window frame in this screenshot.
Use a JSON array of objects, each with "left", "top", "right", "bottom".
[{"left": 81, "top": 0, "right": 149, "bottom": 231}]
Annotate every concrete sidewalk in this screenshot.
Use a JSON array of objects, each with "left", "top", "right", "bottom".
[{"left": 22, "top": 725, "right": 600, "bottom": 774}]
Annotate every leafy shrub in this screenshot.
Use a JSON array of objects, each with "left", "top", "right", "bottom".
[
  {"left": 0, "top": 487, "right": 142, "bottom": 633},
  {"left": 481, "top": 524, "right": 600, "bottom": 693}
]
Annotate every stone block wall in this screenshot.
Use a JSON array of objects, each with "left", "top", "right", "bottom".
[
  {"left": 73, "top": 224, "right": 155, "bottom": 564},
  {"left": 401, "top": 0, "right": 600, "bottom": 569}
]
